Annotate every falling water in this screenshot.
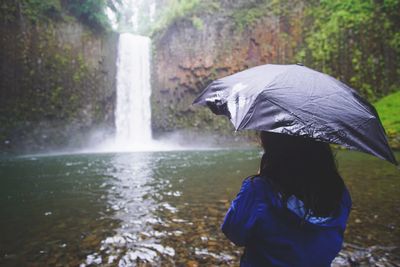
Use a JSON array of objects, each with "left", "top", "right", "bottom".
[{"left": 115, "top": 33, "right": 152, "bottom": 150}]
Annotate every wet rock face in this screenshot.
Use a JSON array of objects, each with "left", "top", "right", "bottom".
[
  {"left": 0, "top": 19, "right": 118, "bottom": 153},
  {"left": 151, "top": 4, "right": 304, "bottom": 134}
]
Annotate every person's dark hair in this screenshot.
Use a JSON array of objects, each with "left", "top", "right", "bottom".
[{"left": 259, "top": 131, "right": 344, "bottom": 218}]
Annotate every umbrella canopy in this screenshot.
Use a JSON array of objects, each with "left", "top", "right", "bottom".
[{"left": 193, "top": 64, "right": 397, "bottom": 165}]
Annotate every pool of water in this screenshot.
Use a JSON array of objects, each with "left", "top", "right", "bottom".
[{"left": 0, "top": 150, "right": 399, "bottom": 266}]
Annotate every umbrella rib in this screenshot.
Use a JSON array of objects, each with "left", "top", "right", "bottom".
[
  {"left": 238, "top": 90, "right": 308, "bottom": 130},
  {"left": 235, "top": 67, "right": 297, "bottom": 129},
  {"left": 263, "top": 96, "right": 308, "bottom": 126}
]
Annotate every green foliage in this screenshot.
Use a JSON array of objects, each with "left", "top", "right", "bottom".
[
  {"left": 0, "top": 0, "right": 18, "bottom": 23},
  {"left": 23, "top": 0, "right": 62, "bottom": 21},
  {"left": 0, "top": 0, "right": 113, "bottom": 32},
  {"left": 232, "top": 3, "right": 270, "bottom": 32},
  {"left": 152, "top": 0, "right": 200, "bottom": 33},
  {"left": 298, "top": 0, "right": 400, "bottom": 101},
  {"left": 3, "top": 0, "right": 63, "bottom": 23},
  {"left": 151, "top": 0, "right": 220, "bottom": 34},
  {"left": 50, "top": 86, "right": 63, "bottom": 106},
  {"left": 374, "top": 91, "right": 400, "bottom": 135},
  {"left": 65, "top": 0, "right": 110, "bottom": 31},
  {"left": 230, "top": 0, "right": 300, "bottom": 33},
  {"left": 191, "top": 16, "right": 204, "bottom": 30}
]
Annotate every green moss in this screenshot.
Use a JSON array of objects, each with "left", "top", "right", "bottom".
[
  {"left": 65, "top": 0, "right": 111, "bottom": 32},
  {"left": 151, "top": 0, "right": 220, "bottom": 35},
  {"left": 0, "top": 0, "right": 113, "bottom": 32},
  {"left": 54, "top": 53, "right": 68, "bottom": 67},
  {"left": 0, "top": 0, "right": 18, "bottom": 23},
  {"left": 191, "top": 16, "right": 204, "bottom": 30},
  {"left": 374, "top": 91, "right": 400, "bottom": 135},
  {"left": 0, "top": 13, "right": 116, "bottom": 152},
  {"left": 231, "top": 3, "right": 271, "bottom": 32},
  {"left": 50, "top": 86, "right": 63, "bottom": 104},
  {"left": 151, "top": 0, "right": 200, "bottom": 34},
  {"left": 1, "top": 0, "right": 61, "bottom": 24}
]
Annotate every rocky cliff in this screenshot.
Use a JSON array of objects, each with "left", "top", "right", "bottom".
[
  {"left": 150, "top": 0, "right": 399, "bottom": 149},
  {"left": 150, "top": 1, "right": 304, "bottom": 137},
  {"left": 0, "top": 12, "right": 118, "bottom": 153},
  {"left": 1, "top": 0, "right": 397, "bottom": 153}
]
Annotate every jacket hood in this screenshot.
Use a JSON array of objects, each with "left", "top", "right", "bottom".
[{"left": 283, "top": 188, "right": 352, "bottom": 229}]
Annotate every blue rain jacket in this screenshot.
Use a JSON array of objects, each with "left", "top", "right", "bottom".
[{"left": 221, "top": 177, "right": 352, "bottom": 267}]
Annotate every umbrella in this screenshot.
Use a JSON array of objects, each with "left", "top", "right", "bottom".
[{"left": 193, "top": 63, "right": 397, "bottom": 165}]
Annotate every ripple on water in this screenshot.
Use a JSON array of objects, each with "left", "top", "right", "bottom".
[{"left": 0, "top": 150, "right": 398, "bottom": 266}]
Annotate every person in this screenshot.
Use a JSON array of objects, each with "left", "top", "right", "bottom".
[{"left": 221, "top": 131, "right": 352, "bottom": 267}]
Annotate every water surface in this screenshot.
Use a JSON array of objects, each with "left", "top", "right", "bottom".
[{"left": 0, "top": 150, "right": 399, "bottom": 266}]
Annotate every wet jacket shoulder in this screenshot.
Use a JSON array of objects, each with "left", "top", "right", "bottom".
[{"left": 221, "top": 176, "right": 352, "bottom": 267}]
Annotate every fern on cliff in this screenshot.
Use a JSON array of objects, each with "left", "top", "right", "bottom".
[
  {"left": 64, "top": 0, "right": 111, "bottom": 32},
  {"left": 0, "top": 0, "right": 118, "bottom": 32}
]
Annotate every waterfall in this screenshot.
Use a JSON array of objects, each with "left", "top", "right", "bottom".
[{"left": 114, "top": 33, "right": 152, "bottom": 150}]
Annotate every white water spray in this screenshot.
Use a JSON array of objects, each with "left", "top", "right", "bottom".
[
  {"left": 114, "top": 33, "right": 152, "bottom": 150},
  {"left": 82, "top": 33, "right": 220, "bottom": 153}
]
